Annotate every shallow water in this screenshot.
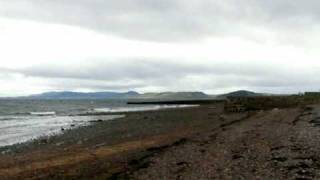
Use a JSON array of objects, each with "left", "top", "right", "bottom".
[{"left": 0, "top": 114, "right": 125, "bottom": 147}]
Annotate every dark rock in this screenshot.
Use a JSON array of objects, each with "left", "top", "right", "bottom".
[{"left": 232, "top": 154, "right": 244, "bottom": 160}]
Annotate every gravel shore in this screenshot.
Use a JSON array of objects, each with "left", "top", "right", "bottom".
[{"left": 1, "top": 103, "right": 320, "bottom": 179}]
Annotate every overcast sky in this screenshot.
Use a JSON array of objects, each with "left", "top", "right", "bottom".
[{"left": 0, "top": 0, "right": 320, "bottom": 96}]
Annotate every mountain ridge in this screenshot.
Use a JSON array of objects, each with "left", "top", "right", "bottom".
[
  {"left": 218, "top": 90, "right": 264, "bottom": 98},
  {"left": 11, "top": 90, "right": 267, "bottom": 100},
  {"left": 22, "top": 91, "right": 212, "bottom": 100}
]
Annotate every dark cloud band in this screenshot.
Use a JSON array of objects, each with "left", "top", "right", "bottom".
[{"left": 1, "top": 0, "right": 318, "bottom": 41}]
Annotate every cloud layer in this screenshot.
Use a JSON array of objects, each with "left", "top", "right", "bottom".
[
  {"left": 1, "top": 0, "right": 320, "bottom": 41},
  {"left": 0, "top": 0, "right": 320, "bottom": 96}
]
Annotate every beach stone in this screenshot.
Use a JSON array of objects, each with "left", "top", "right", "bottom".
[
  {"left": 94, "top": 143, "right": 106, "bottom": 148},
  {"left": 90, "top": 119, "right": 103, "bottom": 123},
  {"left": 56, "top": 142, "right": 64, "bottom": 146}
]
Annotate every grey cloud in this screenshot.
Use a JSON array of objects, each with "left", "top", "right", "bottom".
[
  {"left": 20, "top": 60, "right": 209, "bottom": 81},
  {"left": 42, "top": 79, "right": 146, "bottom": 92},
  {"left": 1, "top": 0, "right": 318, "bottom": 42},
  {"left": 15, "top": 59, "right": 288, "bottom": 82},
  {"left": 2, "top": 59, "right": 318, "bottom": 93},
  {"left": 1, "top": 1, "right": 319, "bottom": 95},
  {"left": 0, "top": 68, "right": 21, "bottom": 79}
]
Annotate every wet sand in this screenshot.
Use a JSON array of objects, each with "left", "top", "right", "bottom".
[{"left": 1, "top": 103, "right": 320, "bottom": 179}]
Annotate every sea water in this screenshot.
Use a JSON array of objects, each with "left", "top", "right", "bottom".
[{"left": 0, "top": 99, "right": 197, "bottom": 147}]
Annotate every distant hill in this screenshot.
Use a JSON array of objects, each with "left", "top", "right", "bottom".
[
  {"left": 23, "top": 91, "right": 211, "bottom": 100},
  {"left": 218, "top": 90, "right": 263, "bottom": 98},
  {"left": 26, "top": 91, "right": 140, "bottom": 99},
  {"left": 133, "top": 92, "right": 211, "bottom": 100},
  {"left": 17, "top": 90, "right": 266, "bottom": 100}
]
